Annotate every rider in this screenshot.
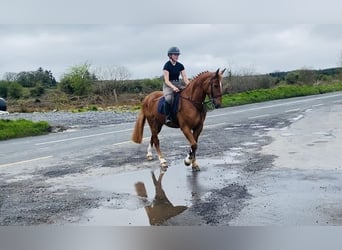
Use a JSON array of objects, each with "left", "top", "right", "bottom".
[{"left": 163, "top": 46, "right": 190, "bottom": 125}]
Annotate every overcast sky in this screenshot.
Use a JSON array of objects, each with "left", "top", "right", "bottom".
[{"left": 1, "top": 24, "right": 342, "bottom": 80}]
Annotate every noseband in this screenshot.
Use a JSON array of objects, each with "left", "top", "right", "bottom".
[{"left": 204, "top": 76, "right": 222, "bottom": 108}]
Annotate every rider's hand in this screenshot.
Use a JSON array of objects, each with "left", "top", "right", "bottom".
[{"left": 172, "top": 86, "right": 180, "bottom": 92}]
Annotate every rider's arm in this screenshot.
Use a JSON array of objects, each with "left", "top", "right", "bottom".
[
  {"left": 163, "top": 70, "right": 178, "bottom": 91},
  {"left": 181, "top": 70, "right": 190, "bottom": 85}
]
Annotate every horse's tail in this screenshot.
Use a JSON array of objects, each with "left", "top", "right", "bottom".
[{"left": 131, "top": 110, "right": 146, "bottom": 144}]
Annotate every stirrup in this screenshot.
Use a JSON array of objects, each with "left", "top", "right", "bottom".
[{"left": 165, "top": 117, "right": 173, "bottom": 124}]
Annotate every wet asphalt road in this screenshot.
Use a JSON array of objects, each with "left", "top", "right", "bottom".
[{"left": 0, "top": 92, "right": 342, "bottom": 225}]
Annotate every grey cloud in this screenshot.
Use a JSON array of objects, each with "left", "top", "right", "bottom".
[{"left": 0, "top": 24, "right": 342, "bottom": 80}]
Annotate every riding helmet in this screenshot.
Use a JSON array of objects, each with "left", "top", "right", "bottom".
[{"left": 167, "top": 46, "right": 181, "bottom": 56}]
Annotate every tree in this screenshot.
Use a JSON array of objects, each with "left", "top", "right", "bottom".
[
  {"left": 92, "top": 65, "right": 132, "bottom": 97},
  {"left": 34, "top": 67, "right": 57, "bottom": 88},
  {"left": 93, "top": 65, "right": 131, "bottom": 81},
  {"left": 12, "top": 68, "right": 57, "bottom": 88},
  {"left": 0, "top": 81, "right": 8, "bottom": 98},
  {"left": 297, "top": 69, "right": 317, "bottom": 85},
  {"left": 3, "top": 72, "right": 17, "bottom": 82},
  {"left": 8, "top": 82, "right": 23, "bottom": 99},
  {"left": 285, "top": 71, "right": 300, "bottom": 84},
  {"left": 59, "top": 62, "right": 96, "bottom": 96},
  {"left": 17, "top": 71, "right": 35, "bottom": 87}
]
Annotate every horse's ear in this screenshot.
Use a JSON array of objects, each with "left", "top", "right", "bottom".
[
  {"left": 221, "top": 68, "right": 226, "bottom": 75},
  {"left": 215, "top": 68, "right": 220, "bottom": 77}
]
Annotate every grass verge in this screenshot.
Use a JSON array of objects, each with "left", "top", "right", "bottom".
[
  {"left": 222, "top": 82, "right": 342, "bottom": 107},
  {"left": 0, "top": 119, "right": 51, "bottom": 141}
]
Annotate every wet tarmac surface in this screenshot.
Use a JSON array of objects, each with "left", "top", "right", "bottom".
[{"left": 1, "top": 99, "right": 342, "bottom": 226}]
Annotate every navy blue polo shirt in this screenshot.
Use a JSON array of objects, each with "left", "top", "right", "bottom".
[{"left": 163, "top": 61, "right": 185, "bottom": 81}]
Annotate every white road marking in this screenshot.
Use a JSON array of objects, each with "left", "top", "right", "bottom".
[
  {"left": 248, "top": 114, "right": 270, "bottom": 119},
  {"left": 285, "top": 108, "right": 300, "bottom": 113},
  {"left": 35, "top": 129, "right": 133, "bottom": 145},
  {"left": 0, "top": 155, "right": 53, "bottom": 168},
  {"left": 113, "top": 137, "right": 149, "bottom": 146},
  {"left": 312, "top": 103, "right": 323, "bottom": 107},
  {"left": 113, "top": 141, "right": 131, "bottom": 146},
  {"left": 206, "top": 122, "right": 226, "bottom": 128}
]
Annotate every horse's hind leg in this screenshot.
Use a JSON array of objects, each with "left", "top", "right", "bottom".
[
  {"left": 147, "top": 119, "right": 167, "bottom": 169},
  {"left": 152, "top": 134, "right": 168, "bottom": 170},
  {"left": 146, "top": 143, "right": 153, "bottom": 161}
]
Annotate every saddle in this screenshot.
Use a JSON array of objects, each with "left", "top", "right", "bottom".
[{"left": 157, "top": 92, "right": 180, "bottom": 126}]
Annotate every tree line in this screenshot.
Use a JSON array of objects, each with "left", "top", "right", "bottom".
[
  {"left": 0, "top": 67, "right": 57, "bottom": 99},
  {"left": 1, "top": 62, "right": 342, "bottom": 101},
  {"left": 0, "top": 63, "right": 164, "bottom": 100}
]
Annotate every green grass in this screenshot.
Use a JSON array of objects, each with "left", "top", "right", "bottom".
[
  {"left": 222, "top": 82, "right": 342, "bottom": 107},
  {"left": 0, "top": 119, "right": 51, "bottom": 140}
]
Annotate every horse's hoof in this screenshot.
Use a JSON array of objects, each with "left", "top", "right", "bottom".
[
  {"left": 184, "top": 158, "right": 191, "bottom": 166},
  {"left": 160, "top": 159, "right": 168, "bottom": 168},
  {"left": 161, "top": 163, "right": 168, "bottom": 170},
  {"left": 192, "top": 165, "right": 200, "bottom": 172},
  {"left": 160, "top": 165, "right": 168, "bottom": 172},
  {"left": 191, "top": 164, "right": 200, "bottom": 172},
  {"left": 146, "top": 155, "right": 153, "bottom": 161}
]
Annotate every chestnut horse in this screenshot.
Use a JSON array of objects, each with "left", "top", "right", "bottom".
[{"left": 132, "top": 68, "right": 225, "bottom": 171}]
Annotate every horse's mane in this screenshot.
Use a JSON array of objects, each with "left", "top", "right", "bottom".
[
  {"left": 186, "top": 71, "right": 213, "bottom": 89},
  {"left": 190, "top": 71, "right": 210, "bottom": 83}
]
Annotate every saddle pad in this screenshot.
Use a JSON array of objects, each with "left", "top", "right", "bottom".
[{"left": 157, "top": 93, "right": 180, "bottom": 115}]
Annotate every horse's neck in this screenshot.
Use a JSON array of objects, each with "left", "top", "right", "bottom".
[{"left": 183, "top": 75, "right": 209, "bottom": 102}]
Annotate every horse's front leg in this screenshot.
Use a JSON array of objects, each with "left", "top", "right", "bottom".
[
  {"left": 182, "top": 127, "right": 200, "bottom": 171},
  {"left": 184, "top": 148, "right": 199, "bottom": 171},
  {"left": 190, "top": 125, "right": 203, "bottom": 171},
  {"left": 184, "top": 147, "right": 198, "bottom": 168}
]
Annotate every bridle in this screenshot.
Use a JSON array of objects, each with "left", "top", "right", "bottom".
[
  {"left": 203, "top": 76, "right": 223, "bottom": 108},
  {"left": 180, "top": 74, "right": 222, "bottom": 109}
]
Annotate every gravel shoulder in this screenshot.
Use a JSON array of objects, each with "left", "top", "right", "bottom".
[{"left": 0, "top": 110, "right": 139, "bottom": 130}]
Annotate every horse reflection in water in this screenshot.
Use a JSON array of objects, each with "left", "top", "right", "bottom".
[{"left": 135, "top": 170, "right": 187, "bottom": 226}]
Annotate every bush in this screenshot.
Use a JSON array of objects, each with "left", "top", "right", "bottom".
[
  {"left": 58, "top": 63, "right": 94, "bottom": 96},
  {"left": 30, "top": 82, "right": 45, "bottom": 97},
  {"left": 8, "top": 82, "right": 23, "bottom": 99}
]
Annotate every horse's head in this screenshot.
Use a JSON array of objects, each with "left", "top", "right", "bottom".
[{"left": 206, "top": 68, "right": 226, "bottom": 109}]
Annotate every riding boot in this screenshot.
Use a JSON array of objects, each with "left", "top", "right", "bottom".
[{"left": 164, "top": 102, "right": 172, "bottom": 124}]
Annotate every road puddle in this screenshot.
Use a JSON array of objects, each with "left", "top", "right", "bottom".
[{"left": 78, "top": 152, "right": 240, "bottom": 225}]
